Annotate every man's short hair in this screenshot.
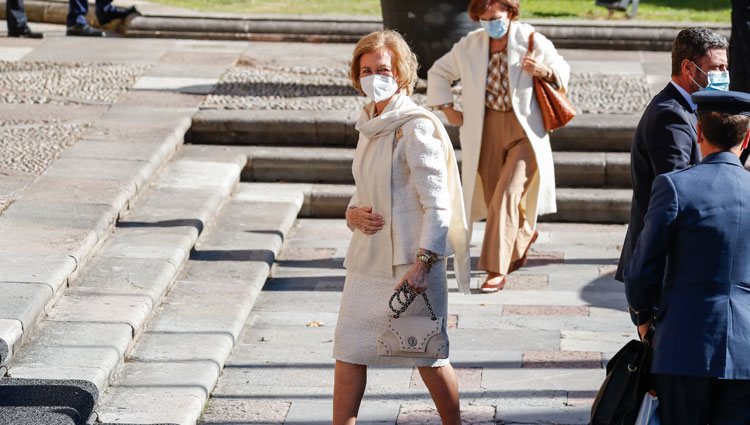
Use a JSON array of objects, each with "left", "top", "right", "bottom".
[
  {"left": 698, "top": 111, "right": 750, "bottom": 150},
  {"left": 671, "top": 27, "right": 728, "bottom": 76}
]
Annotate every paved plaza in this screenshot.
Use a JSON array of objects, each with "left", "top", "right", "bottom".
[
  {"left": 199, "top": 220, "right": 630, "bottom": 424},
  {"left": 0, "top": 15, "right": 690, "bottom": 425}
]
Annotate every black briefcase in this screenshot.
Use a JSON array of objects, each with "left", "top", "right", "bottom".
[{"left": 590, "top": 339, "right": 653, "bottom": 425}]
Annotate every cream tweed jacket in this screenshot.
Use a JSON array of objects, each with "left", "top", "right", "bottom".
[{"left": 344, "top": 94, "right": 471, "bottom": 293}]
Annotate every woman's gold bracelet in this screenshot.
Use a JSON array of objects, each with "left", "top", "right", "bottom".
[{"left": 416, "top": 251, "right": 438, "bottom": 273}]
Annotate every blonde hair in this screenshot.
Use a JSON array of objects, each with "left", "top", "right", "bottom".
[{"left": 349, "top": 30, "right": 418, "bottom": 96}]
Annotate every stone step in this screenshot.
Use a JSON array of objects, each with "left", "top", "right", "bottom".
[
  {"left": 239, "top": 182, "right": 632, "bottom": 223},
  {"left": 16, "top": 0, "right": 729, "bottom": 49},
  {"left": 188, "top": 110, "right": 638, "bottom": 153},
  {"left": 128, "top": 17, "right": 730, "bottom": 51},
  {"left": 0, "top": 105, "right": 193, "bottom": 367},
  {"left": 3, "top": 146, "right": 246, "bottom": 419},
  {"left": 93, "top": 183, "right": 304, "bottom": 425},
  {"left": 240, "top": 146, "right": 631, "bottom": 188}
]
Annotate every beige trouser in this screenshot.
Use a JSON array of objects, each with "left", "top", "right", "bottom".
[{"left": 477, "top": 109, "right": 538, "bottom": 275}]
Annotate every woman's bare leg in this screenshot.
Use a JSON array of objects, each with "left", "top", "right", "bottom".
[
  {"left": 418, "top": 364, "right": 461, "bottom": 425},
  {"left": 333, "top": 360, "right": 367, "bottom": 425}
]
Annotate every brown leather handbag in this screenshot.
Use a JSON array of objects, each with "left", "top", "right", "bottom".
[{"left": 527, "top": 32, "right": 576, "bottom": 132}]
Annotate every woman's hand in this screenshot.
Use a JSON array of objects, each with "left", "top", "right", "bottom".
[
  {"left": 442, "top": 106, "right": 464, "bottom": 126},
  {"left": 638, "top": 321, "right": 652, "bottom": 341},
  {"left": 345, "top": 206, "right": 384, "bottom": 235},
  {"left": 522, "top": 55, "right": 552, "bottom": 80},
  {"left": 396, "top": 261, "right": 428, "bottom": 294}
]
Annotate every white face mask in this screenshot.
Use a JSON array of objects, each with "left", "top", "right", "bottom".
[{"left": 360, "top": 74, "right": 399, "bottom": 103}]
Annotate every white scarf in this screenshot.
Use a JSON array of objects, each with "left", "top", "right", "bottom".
[{"left": 345, "top": 93, "right": 471, "bottom": 294}]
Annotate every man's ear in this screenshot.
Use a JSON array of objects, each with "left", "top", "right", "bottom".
[
  {"left": 696, "top": 124, "right": 703, "bottom": 144},
  {"left": 681, "top": 58, "right": 693, "bottom": 77},
  {"left": 742, "top": 129, "right": 750, "bottom": 151}
]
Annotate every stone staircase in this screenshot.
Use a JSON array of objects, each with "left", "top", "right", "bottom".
[
  {"left": 188, "top": 110, "right": 638, "bottom": 223},
  {"left": 0, "top": 142, "right": 306, "bottom": 424}
]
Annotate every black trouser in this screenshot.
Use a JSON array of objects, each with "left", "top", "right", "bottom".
[
  {"left": 6, "top": 0, "right": 28, "bottom": 32},
  {"left": 67, "top": 0, "right": 118, "bottom": 26},
  {"left": 655, "top": 374, "right": 750, "bottom": 425}
]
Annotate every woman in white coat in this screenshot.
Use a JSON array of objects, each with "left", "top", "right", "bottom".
[
  {"left": 332, "top": 30, "right": 471, "bottom": 425},
  {"left": 427, "top": 0, "right": 570, "bottom": 292}
]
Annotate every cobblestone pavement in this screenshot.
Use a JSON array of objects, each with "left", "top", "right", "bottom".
[
  {"left": 200, "top": 219, "right": 632, "bottom": 424},
  {"left": 0, "top": 60, "right": 148, "bottom": 176},
  {"left": 0, "top": 61, "right": 148, "bottom": 105},
  {"left": 0, "top": 119, "right": 89, "bottom": 175},
  {"left": 203, "top": 62, "right": 652, "bottom": 114}
]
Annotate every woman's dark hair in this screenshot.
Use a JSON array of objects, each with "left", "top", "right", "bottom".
[{"left": 468, "top": 0, "right": 520, "bottom": 21}]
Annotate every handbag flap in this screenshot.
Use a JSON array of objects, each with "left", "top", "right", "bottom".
[{"left": 387, "top": 316, "right": 445, "bottom": 353}]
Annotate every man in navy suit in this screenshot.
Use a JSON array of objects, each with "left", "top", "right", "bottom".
[
  {"left": 5, "top": 0, "right": 42, "bottom": 38},
  {"left": 616, "top": 27, "right": 729, "bottom": 282},
  {"left": 624, "top": 90, "right": 750, "bottom": 424},
  {"left": 66, "top": 0, "right": 138, "bottom": 37}
]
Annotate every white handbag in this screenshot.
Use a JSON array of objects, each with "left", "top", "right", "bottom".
[{"left": 376, "top": 283, "right": 449, "bottom": 359}]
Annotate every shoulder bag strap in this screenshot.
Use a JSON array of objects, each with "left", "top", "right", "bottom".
[{"left": 526, "top": 31, "right": 535, "bottom": 57}]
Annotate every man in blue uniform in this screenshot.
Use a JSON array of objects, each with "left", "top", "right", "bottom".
[
  {"left": 615, "top": 27, "right": 729, "bottom": 282},
  {"left": 624, "top": 90, "right": 750, "bottom": 424}
]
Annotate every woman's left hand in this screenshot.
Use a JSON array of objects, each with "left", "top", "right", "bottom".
[
  {"left": 522, "top": 55, "right": 551, "bottom": 79},
  {"left": 396, "top": 261, "right": 428, "bottom": 294}
]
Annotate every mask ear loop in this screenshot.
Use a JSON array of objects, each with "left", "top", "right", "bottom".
[{"left": 688, "top": 60, "right": 708, "bottom": 91}]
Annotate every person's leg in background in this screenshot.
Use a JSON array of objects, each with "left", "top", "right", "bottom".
[
  {"left": 66, "top": 0, "right": 104, "bottom": 36},
  {"left": 6, "top": 0, "right": 42, "bottom": 38},
  {"left": 628, "top": 0, "right": 639, "bottom": 19},
  {"left": 95, "top": 0, "right": 139, "bottom": 26}
]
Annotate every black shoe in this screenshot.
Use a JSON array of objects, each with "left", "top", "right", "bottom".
[
  {"left": 96, "top": 5, "right": 139, "bottom": 26},
  {"left": 8, "top": 26, "right": 43, "bottom": 39},
  {"left": 66, "top": 24, "right": 105, "bottom": 37}
]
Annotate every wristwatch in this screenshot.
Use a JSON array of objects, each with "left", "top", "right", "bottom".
[{"left": 416, "top": 251, "right": 437, "bottom": 273}]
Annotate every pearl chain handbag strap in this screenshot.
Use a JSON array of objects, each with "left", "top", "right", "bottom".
[{"left": 388, "top": 282, "right": 438, "bottom": 320}]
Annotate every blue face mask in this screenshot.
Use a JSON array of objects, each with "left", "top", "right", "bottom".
[
  {"left": 690, "top": 61, "right": 730, "bottom": 91},
  {"left": 479, "top": 18, "right": 508, "bottom": 39}
]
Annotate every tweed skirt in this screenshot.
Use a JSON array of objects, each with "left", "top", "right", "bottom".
[{"left": 333, "top": 260, "right": 450, "bottom": 367}]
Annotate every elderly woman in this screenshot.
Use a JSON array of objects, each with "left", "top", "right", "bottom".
[
  {"left": 332, "top": 30, "right": 471, "bottom": 425},
  {"left": 427, "top": 0, "right": 570, "bottom": 292}
]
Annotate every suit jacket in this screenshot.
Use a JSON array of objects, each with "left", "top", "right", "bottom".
[
  {"left": 615, "top": 82, "right": 701, "bottom": 281},
  {"left": 624, "top": 152, "right": 750, "bottom": 379}
]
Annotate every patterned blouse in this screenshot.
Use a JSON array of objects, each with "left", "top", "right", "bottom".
[{"left": 485, "top": 50, "right": 513, "bottom": 112}]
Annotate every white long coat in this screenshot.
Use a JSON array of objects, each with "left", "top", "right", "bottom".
[{"left": 427, "top": 22, "right": 571, "bottom": 229}]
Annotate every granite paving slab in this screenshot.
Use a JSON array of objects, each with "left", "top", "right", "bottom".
[{"left": 201, "top": 219, "right": 633, "bottom": 424}]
